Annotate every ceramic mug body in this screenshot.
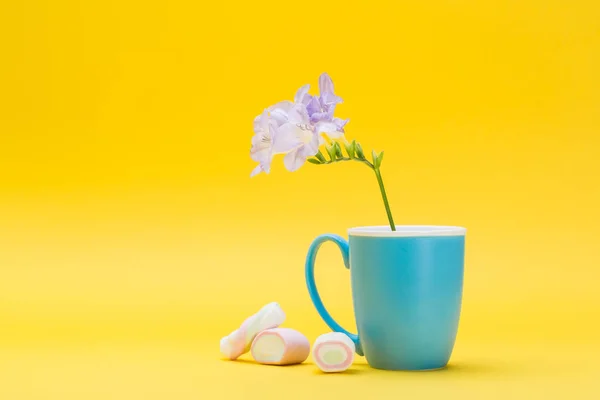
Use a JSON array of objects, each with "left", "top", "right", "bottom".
[{"left": 305, "top": 225, "right": 466, "bottom": 371}]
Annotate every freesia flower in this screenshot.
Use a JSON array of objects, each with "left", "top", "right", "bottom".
[
  {"left": 271, "top": 101, "right": 322, "bottom": 172},
  {"left": 250, "top": 108, "right": 302, "bottom": 177},
  {"left": 301, "top": 73, "right": 349, "bottom": 139},
  {"left": 277, "top": 103, "right": 321, "bottom": 172},
  {"left": 250, "top": 73, "right": 350, "bottom": 176},
  {"left": 249, "top": 72, "right": 397, "bottom": 230},
  {"left": 250, "top": 102, "right": 322, "bottom": 176}
]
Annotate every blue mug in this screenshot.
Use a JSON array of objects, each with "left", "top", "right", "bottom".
[{"left": 305, "top": 225, "right": 466, "bottom": 371}]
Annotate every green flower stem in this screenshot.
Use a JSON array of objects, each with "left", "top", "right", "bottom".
[
  {"left": 319, "top": 157, "right": 373, "bottom": 168},
  {"left": 373, "top": 167, "right": 396, "bottom": 231},
  {"left": 315, "top": 155, "right": 396, "bottom": 231}
]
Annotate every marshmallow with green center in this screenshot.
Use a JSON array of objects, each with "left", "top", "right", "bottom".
[{"left": 313, "top": 332, "right": 355, "bottom": 373}]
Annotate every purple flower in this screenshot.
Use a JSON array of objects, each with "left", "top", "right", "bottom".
[
  {"left": 250, "top": 102, "right": 322, "bottom": 176},
  {"left": 250, "top": 73, "right": 349, "bottom": 176},
  {"left": 297, "top": 73, "right": 349, "bottom": 139},
  {"left": 250, "top": 108, "right": 304, "bottom": 177}
]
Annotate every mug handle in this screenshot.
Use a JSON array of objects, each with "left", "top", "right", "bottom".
[{"left": 305, "top": 234, "right": 363, "bottom": 356}]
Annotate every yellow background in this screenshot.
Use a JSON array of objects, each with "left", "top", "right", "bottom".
[{"left": 1, "top": 0, "right": 599, "bottom": 398}]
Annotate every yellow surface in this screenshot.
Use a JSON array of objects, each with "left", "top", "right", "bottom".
[{"left": 1, "top": 0, "right": 599, "bottom": 398}]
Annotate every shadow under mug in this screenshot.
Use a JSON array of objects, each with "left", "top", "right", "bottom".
[{"left": 305, "top": 225, "right": 466, "bottom": 371}]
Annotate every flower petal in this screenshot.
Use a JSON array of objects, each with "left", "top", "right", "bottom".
[
  {"left": 273, "top": 123, "right": 303, "bottom": 154},
  {"left": 333, "top": 117, "right": 349, "bottom": 132},
  {"left": 321, "top": 92, "right": 343, "bottom": 106},
  {"left": 310, "top": 111, "right": 329, "bottom": 124},
  {"left": 267, "top": 101, "right": 295, "bottom": 126},
  {"left": 267, "top": 100, "right": 294, "bottom": 113},
  {"left": 253, "top": 109, "right": 269, "bottom": 133},
  {"left": 250, "top": 139, "right": 271, "bottom": 163},
  {"left": 287, "top": 103, "right": 310, "bottom": 125},
  {"left": 310, "top": 99, "right": 338, "bottom": 123},
  {"left": 306, "top": 96, "right": 322, "bottom": 116},
  {"left": 253, "top": 116, "right": 261, "bottom": 132},
  {"left": 269, "top": 109, "right": 289, "bottom": 126},
  {"left": 315, "top": 121, "right": 345, "bottom": 139},
  {"left": 294, "top": 84, "right": 310, "bottom": 104},
  {"left": 301, "top": 94, "right": 313, "bottom": 106},
  {"left": 250, "top": 121, "right": 273, "bottom": 162},
  {"left": 300, "top": 132, "right": 320, "bottom": 158},
  {"left": 318, "top": 73, "right": 343, "bottom": 106},
  {"left": 319, "top": 73, "right": 335, "bottom": 96},
  {"left": 250, "top": 160, "right": 272, "bottom": 177},
  {"left": 283, "top": 148, "right": 307, "bottom": 172},
  {"left": 250, "top": 163, "right": 264, "bottom": 177},
  {"left": 250, "top": 118, "right": 280, "bottom": 162}
]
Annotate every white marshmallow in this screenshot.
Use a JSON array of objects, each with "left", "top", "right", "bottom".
[
  {"left": 251, "top": 328, "right": 310, "bottom": 365},
  {"left": 220, "top": 302, "right": 286, "bottom": 360},
  {"left": 312, "top": 332, "right": 355, "bottom": 373}
]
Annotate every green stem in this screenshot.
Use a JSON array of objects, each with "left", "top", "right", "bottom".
[
  {"left": 374, "top": 168, "right": 396, "bottom": 231},
  {"left": 318, "top": 156, "right": 396, "bottom": 231},
  {"left": 320, "top": 157, "right": 374, "bottom": 168}
]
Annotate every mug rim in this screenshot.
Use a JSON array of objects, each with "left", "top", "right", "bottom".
[{"left": 348, "top": 225, "right": 466, "bottom": 237}]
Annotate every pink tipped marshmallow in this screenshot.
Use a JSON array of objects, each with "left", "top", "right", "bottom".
[
  {"left": 251, "top": 328, "right": 310, "bottom": 366},
  {"left": 220, "top": 302, "right": 286, "bottom": 360},
  {"left": 313, "top": 332, "right": 355, "bottom": 373}
]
